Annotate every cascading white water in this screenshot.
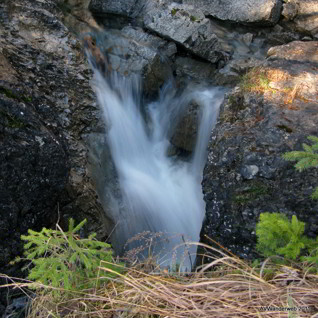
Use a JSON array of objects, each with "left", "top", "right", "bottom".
[{"left": 90, "top": 51, "right": 224, "bottom": 269}]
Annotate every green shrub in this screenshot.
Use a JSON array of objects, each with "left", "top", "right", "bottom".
[
  {"left": 256, "top": 213, "right": 318, "bottom": 264},
  {"left": 283, "top": 135, "right": 318, "bottom": 199},
  {"left": 20, "top": 219, "right": 122, "bottom": 294}
]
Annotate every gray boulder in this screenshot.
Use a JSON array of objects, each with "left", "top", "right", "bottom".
[
  {"left": 183, "top": 0, "right": 283, "bottom": 26},
  {"left": 144, "top": 4, "right": 226, "bottom": 63}
]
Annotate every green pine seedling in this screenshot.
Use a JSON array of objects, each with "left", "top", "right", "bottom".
[
  {"left": 283, "top": 135, "right": 318, "bottom": 199},
  {"left": 21, "top": 219, "right": 122, "bottom": 296},
  {"left": 256, "top": 213, "right": 316, "bottom": 261},
  {"left": 301, "top": 236, "right": 318, "bottom": 266}
]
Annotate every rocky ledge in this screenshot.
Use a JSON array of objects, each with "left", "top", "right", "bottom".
[{"left": 201, "top": 40, "right": 318, "bottom": 259}]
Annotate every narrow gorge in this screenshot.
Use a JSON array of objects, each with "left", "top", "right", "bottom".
[{"left": 0, "top": 0, "right": 318, "bottom": 315}]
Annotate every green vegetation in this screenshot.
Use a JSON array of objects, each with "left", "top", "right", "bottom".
[
  {"left": 4, "top": 136, "right": 318, "bottom": 317},
  {"left": 256, "top": 212, "right": 318, "bottom": 264},
  {"left": 20, "top": 242, "right": 318, "bottom": 318},
  {"left": 190, "top": 15, "right": 197, "bottom": 22},
  {"left": 171, "top": 8, "right": 179, "bottom": 16},
  {"left": 22, "top": 95, "right": 32, "bottom": 103},
  {"left": 4, "top": 216, "right": 317, "bottom": 317},
  {"left": 234, "top": 183, "right": 269, "bottom": 204},
  {"left": 0, "top": 87, "right": 19, "bottom": 100},
  {"left": 0, "top": 86, "right": 32, "bottom": 103},
  {"left": 0, "top": 110, "right": 25, "bottom": 128},
  {"left": 19, "top": 219, "right": 122, "bottom": 296},
  {"left": 254, "top": 136, "right": 318, "bottom": 264},
  {"left": 240, "top": 68, "right": 271, "bottom": 93},
  {"left": 283, "top": 135, "right": 318, "bottom": 199}
]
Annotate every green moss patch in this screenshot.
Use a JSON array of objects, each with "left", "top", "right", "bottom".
[
  {"left": 171, "top": 8, "right": 179, "bottom": 16},
  {"left": 234, "top": 182, "right": 270, "bottom": 204},
  {"left": 0, "top": 110, "right": 25, "bottom": 128},
  {"left": 0, "top": 86, "right": 32, "bottom": 103}
]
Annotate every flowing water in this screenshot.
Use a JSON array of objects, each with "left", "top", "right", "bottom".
[{"left": 87, "top": 36, "right": 224, "bottom": 269}]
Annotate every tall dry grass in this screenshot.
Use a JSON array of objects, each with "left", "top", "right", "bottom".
[{"left": 2, "top": 243, "right": 318, "bottom": 318}]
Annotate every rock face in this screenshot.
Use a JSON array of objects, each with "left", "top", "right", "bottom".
[
  {"left": 183, "top": 0, "right": 283, "bottom": 26},
  {"left": 0, "top": 86, "right": 68, "bottom": 261},
  {"left": 200, "top": 41, "right": 318, "bottom": 260},
  {"left": 0, "top": 0, "right": 112, "bottom": 308},
  {"left": 281, "top": 0, "right": 318, "bottom": 36},
  {"left": 144, "top": 3, "right": 227, "bottom": 63}
]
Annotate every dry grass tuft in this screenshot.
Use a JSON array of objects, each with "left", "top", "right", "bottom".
[
  {"left": 240, "top": 68, "right": 272, "bottom": 94},
  {"left": 2, "top": 243, "right": 318, "bottom": 318}
]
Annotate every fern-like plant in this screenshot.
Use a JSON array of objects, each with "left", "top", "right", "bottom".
[
  {"left": 283, "top": 135, "right": 318, "bottom": 199},
  {"left": 20, "top": 219, "right": 121, "bottom": 294}
]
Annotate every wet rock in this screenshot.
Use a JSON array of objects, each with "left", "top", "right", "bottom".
[
  {"left": 215, "top": 57, "right": 263, "bottom": 86},
  {"left": 175, "top": 57, "right": 216, "bottom": 82},
  {"left": 201, "top": 40, "right": 318, "bottom": 260},
  {"left": 144, "top": 3, "right": 226, "bottom": 63},
  {"left": 242, "top": 33, "right": 254, "bottom": 46},
  {"left": 182, "top": 0, "right": 283, "bottom": 26},
  {"left": 171, "top": 102, "right": 200, "bottom": 152},
  {"left": 121, "top": 26, "right": 177, "bottom": 58},
  {"left": 90, "top": 26, "right": 176, "bottom": 97}
]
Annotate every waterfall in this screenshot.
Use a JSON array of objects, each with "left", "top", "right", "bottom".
[{"left": 88, "top": 39, "right": 224, "bottom": 269}]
